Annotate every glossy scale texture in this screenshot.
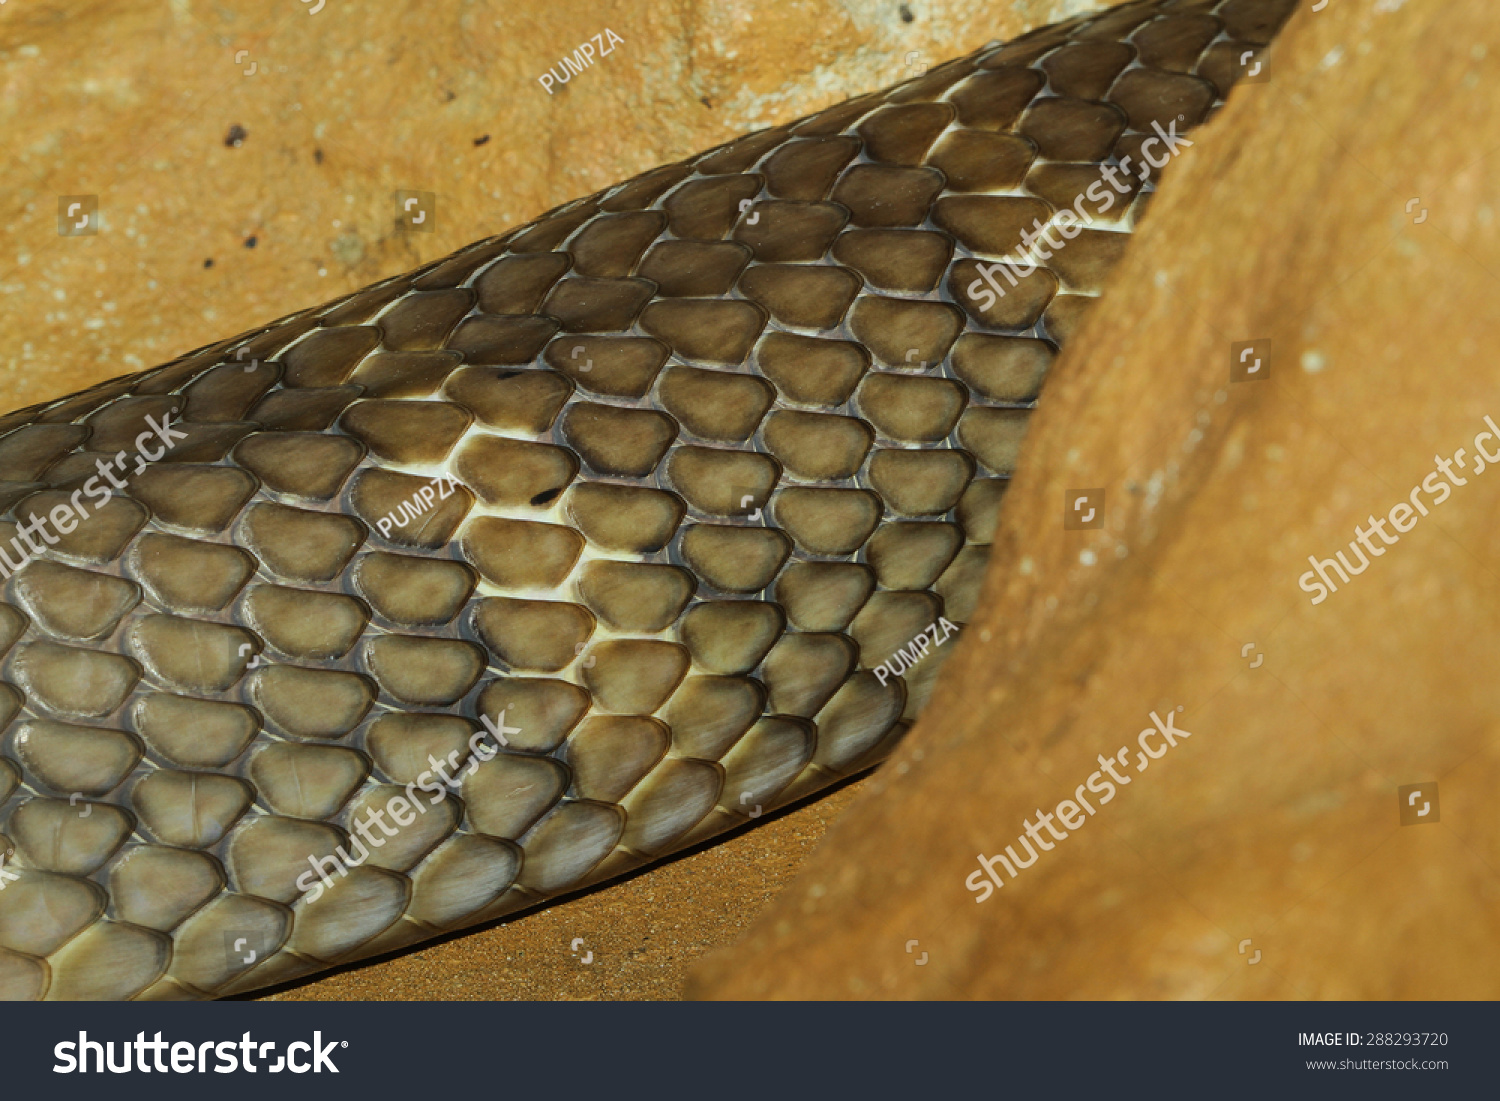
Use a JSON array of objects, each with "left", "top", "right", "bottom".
[{"left": 0, "top": 0, "right": 1293, "bottom": 999}]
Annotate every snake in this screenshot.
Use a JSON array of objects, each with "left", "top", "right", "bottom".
[{"left": 0, "top": 0, "right": 1295, "bottom": 999}]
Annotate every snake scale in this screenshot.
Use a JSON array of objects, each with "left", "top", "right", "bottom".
[{"left": 0, "top": 0, "right": 1295, "bottom": 999}]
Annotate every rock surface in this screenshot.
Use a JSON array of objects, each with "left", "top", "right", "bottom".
[{"left": 691, "top": 0, "right": 1500, "bottom": 998}]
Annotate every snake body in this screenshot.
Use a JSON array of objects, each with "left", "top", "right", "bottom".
[{"left": 0, "top": 0, "right": 1294, "bottom": 999}]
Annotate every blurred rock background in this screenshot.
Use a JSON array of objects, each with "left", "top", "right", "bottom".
[{"left": 0, "top": 0, "right": 1098, "bottom": 999}]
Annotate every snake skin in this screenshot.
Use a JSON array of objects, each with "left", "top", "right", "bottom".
[{"left": 0, "top": 0, "right": 1295, "bottom": 999}]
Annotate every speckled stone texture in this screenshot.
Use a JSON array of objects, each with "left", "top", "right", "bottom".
[{"left": 0, "top": 0, "right": 1285, "bottom": 1000}]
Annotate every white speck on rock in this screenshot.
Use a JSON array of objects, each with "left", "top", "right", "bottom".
[{"left": 1144, "top": 470, "right": 1165, "bottom": 511}]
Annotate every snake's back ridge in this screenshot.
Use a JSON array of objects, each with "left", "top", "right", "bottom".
[{"left": 0, "top": 0, "right": 1294, "bottom": 1000}]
